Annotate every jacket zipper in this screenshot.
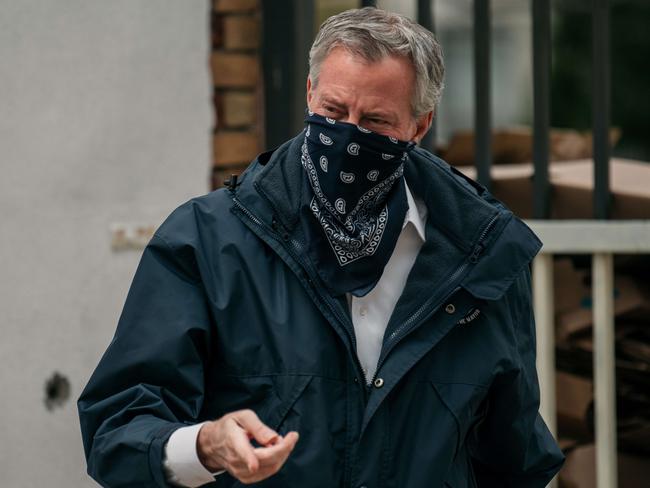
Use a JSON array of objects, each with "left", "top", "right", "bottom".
[
  {"left": 283, "top": 234, "right": 372, "bottom": 386},
  {"left": 232, "top": 195, "right": 499, "bottom": 391},
  {"left": 366, "top": 212, "right": 500, "bottom": 388},
  {"left": 231, "top": 197, "right": 370, "bottom": 386}
]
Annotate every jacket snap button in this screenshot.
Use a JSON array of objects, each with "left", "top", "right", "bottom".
[
  {"left": 373, "top": 377, "right": 384, "bottom": 388},
  {"left": 445, "top": 303, "right": 456, "bottom": 314}
]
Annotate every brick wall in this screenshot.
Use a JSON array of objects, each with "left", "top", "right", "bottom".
[{"left": 210, "top": 0, "right": 262, "bottom": 189}]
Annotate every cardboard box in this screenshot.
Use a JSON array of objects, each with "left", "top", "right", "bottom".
[
  {"left": 441, "top": 127, "right": 621, "bottom": 166},
  {"left": 553, "top": 159, "right": 650, "bottom": 219},
  {"left": 558, "top": 438, "right": 580, "bottom": 452},
  {"left": 617, "top": 324, "right": 650, "bottom": 366},
  {"left": 553, "top": 259, "right": 590, "bottom": 317},
  {"left": 455, "top": 158, "right": 650, "bottom": 220},
  {"left": 556, "top": 275, "right": 650, "bottom": 343},
  {"left": 556, "top": 371, "right": 593, "bottom": 441},
  {"left": 559, "top": 444, "right": 650, "bottom": 488},
  {"left": 455, "top": 163, "right": 534, "bottom": 217}
]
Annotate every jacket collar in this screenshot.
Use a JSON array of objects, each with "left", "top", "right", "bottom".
[
  {"left": 233, "top": 133, "right": 542, "bottom": 302},
  {"left": 403, "top": 180, "right": 427, "bottom": 241}
]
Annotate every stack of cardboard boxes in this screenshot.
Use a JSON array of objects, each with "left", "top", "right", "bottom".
[
  {"left": 446, "top": 129, "right": 650, "bottom": 486},
  {"left": 553, "top": 258, "right": 650, "bottom": 487}
]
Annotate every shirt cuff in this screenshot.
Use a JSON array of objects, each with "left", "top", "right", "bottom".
[{"left": 163, "top": 422, "right": 227, "bottom": 487}]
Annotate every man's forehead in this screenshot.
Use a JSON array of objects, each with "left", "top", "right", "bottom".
[{"left": 317, "top": 48, "right": 414, "bottom": 91}]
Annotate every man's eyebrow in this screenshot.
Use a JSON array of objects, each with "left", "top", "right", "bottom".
[
  {"left": 319, "top": 96, "right": 395, "bottom": 121},
  {"left": 364, "top": 111, "right": 392, "bottom": 119},
  {"left": 363, "top": 110, "right": 397, "bottom": 123},
  {"left": 320, "top": 96, "right": 345, "bottom": 108}
]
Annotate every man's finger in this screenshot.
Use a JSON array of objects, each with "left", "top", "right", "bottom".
[
  {"left": 227, "top": 418, "right": 261, "bottom": 473},
  {"left": 232, "top": 409, "right": 280, "bottom": 446},
  {"left": 235, "top": 432, "right": 299, "bottom": 483},
  {"left": 253, "top": 431, "right": 299, "bottom": 464}
]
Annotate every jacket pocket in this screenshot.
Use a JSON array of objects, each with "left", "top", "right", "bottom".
[
  {"left": 430, "top": 381, "right": 487, "bottom": 453},
  {"left": 430, "top": 381, "right": 486, "bottom": 488},
  {"left": 207, "top": 374, "right": 313, "bottom": 439},
  {"left": 211, "top": 374, "right": 314, "bottom": 488},
  {"left": 263, "top": 374, "right": 313, "bottom": 435},
  {"left": 441, "top": 452, "right": 479, "bottom": 488}
]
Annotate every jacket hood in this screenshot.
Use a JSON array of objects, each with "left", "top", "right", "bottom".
[{"left": 232, "top": 133, "right": 542, "bottom": 302}]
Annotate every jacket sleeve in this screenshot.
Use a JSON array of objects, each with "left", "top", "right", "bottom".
[
  {"left": 77, "top": 231, "right": 214, "bottom": 487},
  {"left": 469, "top": 266, "right": 565, "bottom": 487}
]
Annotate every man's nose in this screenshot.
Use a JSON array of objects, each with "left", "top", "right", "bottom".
[{"left": 341, "top": 114, "right": 361, "bottom": 126}]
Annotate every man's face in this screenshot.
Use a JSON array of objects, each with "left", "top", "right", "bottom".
[{"left": 307, "top": 47, "right": 432, "bottom": 143}]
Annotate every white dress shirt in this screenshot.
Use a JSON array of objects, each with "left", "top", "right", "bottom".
[
  {"left": 348, "top": 181, "right": 427, "bottom": 383},
  {"left": 163, "top": 181, "right": 427, "bottom": 486}
]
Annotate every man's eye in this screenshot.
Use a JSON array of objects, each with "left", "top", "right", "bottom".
[{"left": 368, "top": 118, "right": 387, "bottom": 125}]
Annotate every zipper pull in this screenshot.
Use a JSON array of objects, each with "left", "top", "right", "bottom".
[
  {"left": 469, "top": 243, "right": 484, "bottom": 263},
  {"left": 224, "top": 174, "right": 239, "bottom": 193}
]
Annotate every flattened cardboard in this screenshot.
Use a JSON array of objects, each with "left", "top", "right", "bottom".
[
  {"left": 440, "top": 127, "right": 621, "bottom": 167},
  {"left": 556, "top": 275, "right": 650, "bottom": 342},
  {"left": 455, "top": 158, "right": 650, "bottom": 220},
  {"left": 559, "top": 444, "right": 650, "bottom": 488},
  {"left": 554, "top": 259, "right": 589, "bottom": 317},
  {"left": 556, "top": 371, "right": 593, "bottom": 441}
]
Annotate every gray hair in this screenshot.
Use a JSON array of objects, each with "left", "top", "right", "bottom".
[{"left": 308, "top": 7, "right": 445, "bottom": 117}]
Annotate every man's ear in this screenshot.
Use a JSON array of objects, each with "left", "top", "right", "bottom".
[
  {"left": 412, "top": 111, "right": 433, "bottom": 144},
  {"left": 306, "top": 77, "right": 313, "bottom": 109}
]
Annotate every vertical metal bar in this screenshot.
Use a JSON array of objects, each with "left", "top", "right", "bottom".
[
  {"left": 592, "top": 0, "right": 611, "bottom": 219},
  {"left": 292, "top": 0, "right": 315, "bottom": 135},
  {"left": 592, "top": 252, "right": 617, "bottom": 488},
  {"left": 474, "top": 0, "right": 492, "bottom": 189},
  {"left": 418, "top": 0, "right": 436, "bottom": 153},
  {"left": 532, "top": 254, "right": 557, "bottom": 435},
  {"left": 361, "top": 0, "right": 377, "bottom": 7},
  {"left": 261, "top": 0, "right": 297, "bottom": 149},
  {"left": 532, "top": 0, "right": 551, "bottom": 219}
]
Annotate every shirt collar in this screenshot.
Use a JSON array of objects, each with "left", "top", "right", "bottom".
[{"left": 403, "top": 179, "right": 427, "bottom": 241}]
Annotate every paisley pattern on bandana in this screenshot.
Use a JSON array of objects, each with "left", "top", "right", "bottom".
[
  {"left": 301, "top": 142, "right": 403, "bottom": 265},
  {"left": 300, "top": 112, "right": 414, "bottom": 275}
]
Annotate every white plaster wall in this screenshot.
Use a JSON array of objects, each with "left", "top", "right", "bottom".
[{"left": 0, "top": 1, "right": 211, "bottom": 486}]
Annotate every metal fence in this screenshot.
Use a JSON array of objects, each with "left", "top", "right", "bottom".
[
  {"left": 360, "top": 0, "right": 612, "bottom": 219},
  {"left": 529, "top": 221, "right": 650, "bottom": 488},
  {"left": 322, "top": 1, "right": 611, "bottom": 214}
]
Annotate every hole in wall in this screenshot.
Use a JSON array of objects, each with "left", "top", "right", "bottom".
[{"left": 44, "top": 371, "right": 70, "bottom": 411}]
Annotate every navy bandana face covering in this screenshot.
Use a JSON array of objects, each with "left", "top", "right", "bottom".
[{"left": 300, "top": 111, "right": 416, "bottom": 297}]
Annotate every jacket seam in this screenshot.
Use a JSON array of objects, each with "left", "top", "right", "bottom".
[
  {"left": 150, "top": 232, "right": 204, "bottom": 286},
  {"left": 217, "top": 372, "right": 346, "bottom": 381},
  {"left": 423, "top": 380, "right": 489, "bottom": 388}
]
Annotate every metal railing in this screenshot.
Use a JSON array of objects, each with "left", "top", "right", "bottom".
[
  {"left": 363, "top": 0, "right": 611, "bottom": 216},
  {"left": 528, "top": 220, "right": 650, "bottom": 488}
]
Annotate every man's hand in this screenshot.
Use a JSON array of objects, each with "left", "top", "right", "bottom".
[{"left": 197, "top": 409, "right": 299, "bottom": 484}]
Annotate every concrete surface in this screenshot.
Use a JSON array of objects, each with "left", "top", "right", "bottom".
[{"left": 0, "top": 1, "right": 211, "bottom": 485}]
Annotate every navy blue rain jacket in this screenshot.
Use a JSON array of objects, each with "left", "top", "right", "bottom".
[{"left": 78, "top": 134, "right": 565, "bottom": 487}]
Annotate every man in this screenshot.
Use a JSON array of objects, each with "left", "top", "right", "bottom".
[{"left": 79, "top": 7, "right": 564, "bottom": 487}]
